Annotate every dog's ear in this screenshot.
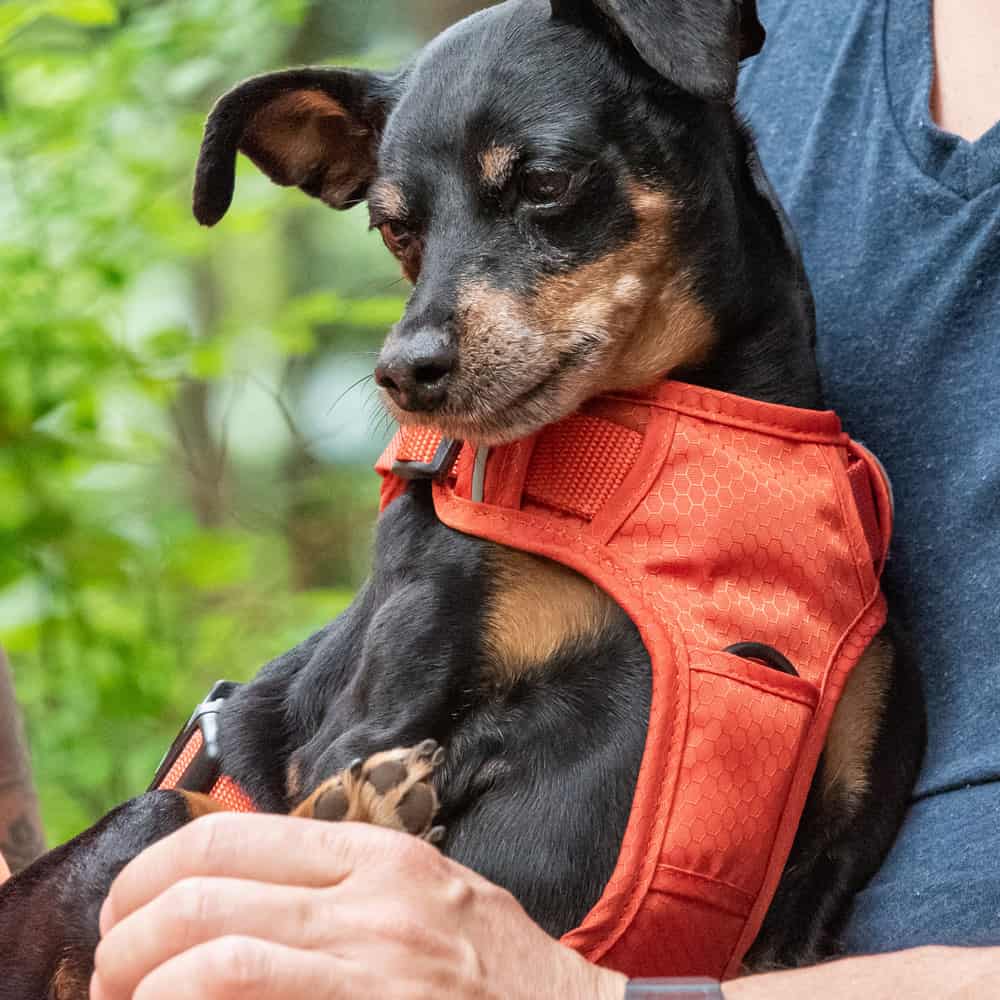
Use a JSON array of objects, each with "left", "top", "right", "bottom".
[
  {"left": 193, "top": 67, "right": 398, "bottom": 226},
  {"left": 550, "top": 0, "right": 765, "bottom": 101}
]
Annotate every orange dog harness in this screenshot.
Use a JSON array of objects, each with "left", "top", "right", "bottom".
[{"left": 376, "top": 381, "right": 892, "bottom": 980}]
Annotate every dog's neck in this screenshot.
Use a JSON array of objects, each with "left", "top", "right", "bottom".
[
  {"left": 674, "top": 140, "right": 825, "bottom": 411},
  {"left": 675, "top": 293, "right": 824, "bottom": 410}
]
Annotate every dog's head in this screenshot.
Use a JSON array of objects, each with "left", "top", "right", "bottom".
[{"left": 194, "top": 0, "right": 766, "bottom": 443}]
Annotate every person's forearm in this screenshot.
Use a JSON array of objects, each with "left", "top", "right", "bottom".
[
  {"left": 0, "top": 647, "right": 45, "bottom": 872},
  {"left": 721, "top": 946, "right": 1000, "bottom": 999}
]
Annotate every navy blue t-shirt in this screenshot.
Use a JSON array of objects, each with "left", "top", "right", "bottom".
[{"left": 739, "top": 0, "right": 1000, "bottom": 953}]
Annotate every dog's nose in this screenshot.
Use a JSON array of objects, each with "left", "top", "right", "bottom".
[{"left": 375, "top": 329, "right": 456, "bottom": 412}]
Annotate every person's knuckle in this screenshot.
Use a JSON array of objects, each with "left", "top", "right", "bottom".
[
  {"left": 314, "top": 819, "right": 353, "bottom": 859},
  {"left": 441, "top": 871, "right": 474, "bottom": 909},
  {"left": 288, "top": 888, "right": 327, "bottom": 947},
  {"left": 166, "top": 876, "right": 214, "bottom": 934},
  {"left": 202, "top": 935, "right": 271, "bottom": 993},
  {"left": 92, "top": 939, "right": 120, "bottom": 987}
]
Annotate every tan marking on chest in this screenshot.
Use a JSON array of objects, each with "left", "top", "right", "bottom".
[
  {"left": 51, "top": 958, "right": 90, "bottom": 1000},
  {"left": 822, "top": 632, "right": 894, "bottom": 814},
  {"left": 484, "top": 548, "right": 618, "bottom": 685},
  {"left": 177, "top": 789, "right": 228, "bottom": 820}
]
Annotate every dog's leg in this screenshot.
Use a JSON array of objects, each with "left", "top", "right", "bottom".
[
  {"left": 745, "top": 619, "right": 926, "bottom": 969},
  {"left": 0, "top": 789, "right": 225, "bottom": 1000},
  {"left": 292, "top": 740, "right": 445, "bottom": 843}
]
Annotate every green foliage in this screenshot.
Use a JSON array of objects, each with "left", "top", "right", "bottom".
[{"left": 0, "top": 0, "right": 421, "bottom": 844}]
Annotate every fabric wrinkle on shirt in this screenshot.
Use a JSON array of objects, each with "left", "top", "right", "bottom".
[{"left": 739, "top": 0, "right": 1000, "bottom": 953}]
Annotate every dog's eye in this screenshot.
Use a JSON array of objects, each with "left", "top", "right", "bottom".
[
  {"left": 520, "top": 168, "right": 572, "bottom": 206},
  {"left": 379, "top": 220, "right": 414, "bottom": 254}
]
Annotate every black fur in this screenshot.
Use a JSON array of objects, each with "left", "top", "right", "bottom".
[
  {"left": 0, "top": 1, "right": 925, "bottom": 995},
  {"left": 193, "top": 67, "right": 400, "bottom": 224}
]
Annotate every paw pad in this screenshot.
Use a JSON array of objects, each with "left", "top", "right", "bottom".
[
  {"left": 293, "top": 742, "right": 446, "bottom": 845},
  {"left": 313, "top": 785, "right": 350, "bottom": 823}
]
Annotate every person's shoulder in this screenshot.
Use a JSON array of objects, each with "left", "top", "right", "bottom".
[
  {"left": 738, "top": 0, "right": 868, "bottom": 127},
  {"left": 753, "top": 0, "right": 866, "bottom": 36}
]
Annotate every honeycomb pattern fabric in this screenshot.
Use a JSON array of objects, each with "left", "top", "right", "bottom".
[
  {"left": 376, "top": 380, "right": 892, "bottom": 981},
  {"left": 663, "top": 652, "right": 818, "bottom": 894}
]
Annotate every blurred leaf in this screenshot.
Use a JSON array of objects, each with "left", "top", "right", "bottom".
[
  {"left": 0, "top": 0, "right": 116, "bottom": 47},
  {"left": 47, "top": 0, "right": 118, "bottom": 26},
  {"left": 165, "top": 534, "right": 253, "bottom": 590},
  {"left": 0, "top": 0, "right": 416, "bottom": 848},
  {"left": 0, "top": 4, "right": 41, "bottom": 45}
]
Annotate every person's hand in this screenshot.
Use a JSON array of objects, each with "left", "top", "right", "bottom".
[
  {"left": 90, "top": 812, "right": 628, "bottom": 1000},
  {"left": 723, "top": 945, "right": 1000, "bottom": 999}
]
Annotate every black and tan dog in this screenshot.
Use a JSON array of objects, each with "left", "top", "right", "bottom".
[{"left": 0, "top": 1, "right": 925, "bottom": 996}]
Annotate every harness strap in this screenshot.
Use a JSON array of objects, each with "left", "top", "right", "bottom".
[
  {"left": 523, "top": 415, "right": 643, "bottom": 519},
  {"left": 383, "top": 417, "right": 642, "bottom": 521},
  {"left": 379, "top": 412, "right": 889, "bottom": 568},
  {"left": 846, "top": 457, "right": 884, "bottom": 566},
  {"left": 150, "top": 681, "right": 257, "bottom": 813},
  {"left": 155, "top": 728, "right": 256, "bottom": 813}
]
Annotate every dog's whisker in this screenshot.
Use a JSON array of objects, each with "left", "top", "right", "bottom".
[{"left": 326, "top": 373, "right": 376, "bottom": 417}]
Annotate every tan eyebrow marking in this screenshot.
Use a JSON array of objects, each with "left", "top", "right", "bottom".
[
  {"left": 479, "top": 144, "right": 520, "bottom": 188},
  {"left": 368, "top": 180, "right": 408, "bottom": 219}
]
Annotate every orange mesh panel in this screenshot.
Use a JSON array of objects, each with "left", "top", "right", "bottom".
[
  {"left": 207, "top": 775, "right": 256, "bottom": 813},
  {"left": 394, "top": 427, "right": 444, "bottom": 465},
  {"left": 155, "top": 729, "right": 256, "bottom": 813},
  {"left": 157, "top": 730, "right": 204, "bottom": 790},
  {"left": 524, "top": 415, "right": 642, "bottom": 519}
]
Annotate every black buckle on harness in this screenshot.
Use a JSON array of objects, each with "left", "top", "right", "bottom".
[
  {"left": 148, "top": 680, "right": 242, "bottom": 794},
  {"left": 391, "top": 438, "right": 464, "bottom": 482}
]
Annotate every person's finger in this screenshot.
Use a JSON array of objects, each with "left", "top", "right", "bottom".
[
  {"left": 128, "top": 936, "right": 350, "bottom": 1000},
  {"left": 94, "top": 878, "right": 338, "bottom": 1000},
  {"left": 101, "top": 813, "right": 424, "bottom": 932}
]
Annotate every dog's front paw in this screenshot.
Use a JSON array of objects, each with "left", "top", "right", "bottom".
[{"left": 293, "top": 740, "right": 445, "bottom": 843}]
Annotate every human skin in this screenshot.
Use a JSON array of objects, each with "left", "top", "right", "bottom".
[
  {"left": 930, "top": 0, "right": 1000, "bottom": 141},
  {"left": 90, "top": 2, "right": 1000, "bottom": 997},
  {"left": 90, "top": 815, "right": 1000, "bottom": 1000},
  {"left": 0, "top": 647, "right": 45, "bottom": 876},
  {"left": 723, "top": 947, "right": 1000, "bottom": 1000},
  {"left": 90, "top": 814, "right": 627, "bottom": 1000}
]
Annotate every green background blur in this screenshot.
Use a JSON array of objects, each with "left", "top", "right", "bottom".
[{"left": 0, "top": 0, "right": 483, "bottom": 845}]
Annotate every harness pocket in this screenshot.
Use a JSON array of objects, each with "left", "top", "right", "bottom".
[{"left": 656, "top": 647, "right": 819, "bottom": 901}]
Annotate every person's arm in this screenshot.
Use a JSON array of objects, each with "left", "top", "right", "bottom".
[
  {"left": 0, "top": 647, "right": 45, "bottom": 874},
  {"left": 723, "top": 946, "right": 1000, "bottom": 999},
  {"left": 90, "top": 814, "right": 1000, "bottom": 1000}
]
